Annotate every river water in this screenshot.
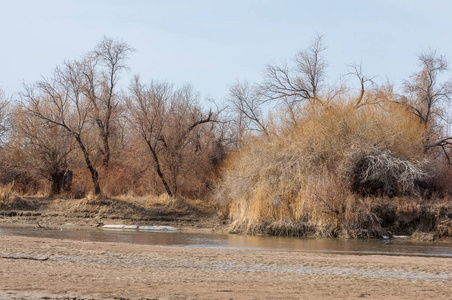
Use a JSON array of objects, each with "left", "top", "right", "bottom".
[{"left": 0, "top": 226, "right": 451, "bottom": 258}]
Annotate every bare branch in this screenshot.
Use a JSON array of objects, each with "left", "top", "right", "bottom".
[
  {"left": 228, "top": 81, "right": 268, "bottom": 137},
  {"left": 399, "top": 50, "right": 452, "bottom": 159},
  {"left": 260, "top": 35, "right": 327, "bottom": 106}
]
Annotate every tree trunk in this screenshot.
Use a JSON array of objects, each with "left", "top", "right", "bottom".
[
  {"left": 62, "top": 170, "right": 73, "bottom": 191},
  {"left": 147, "top": 141, "right": 173, "bottom": 197},
  {"left": 49, "top": 171, "right": 65, "bottom": 197},
  {"left": 102, "top": 130, "right": 110, "bottom": 166},
  {"left": 75, "top": 135, "right": 102, "bottom": 195}
]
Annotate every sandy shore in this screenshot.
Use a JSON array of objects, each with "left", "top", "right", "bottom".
[{"left": 0, "top": 235, "right": 451, "bottom": 299}]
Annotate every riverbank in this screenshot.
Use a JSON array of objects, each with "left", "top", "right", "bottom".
[
  {"left": 0, "top": 195, "right": 226, "bottom": 233},
  {"left": 0, "top": 234, "right": 451, "bottom": 299},
  {"left": 1, "top": 195, "right": 452, "bottom": 242}
]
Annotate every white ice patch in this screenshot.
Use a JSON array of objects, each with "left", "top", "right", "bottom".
[
  {"left": 102, "top": 225, "right": 138, "bottom": 230},
  {"left": 138, "top": 226, "right": 179, "bottom": 231},
  {"left": 102, "top": 225, "right": 178, "bottom": 231},
  {"left": 392, "top": 235, "right": 410, "bottom": 239}
]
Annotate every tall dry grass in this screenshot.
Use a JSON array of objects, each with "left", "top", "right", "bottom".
[
  {"left": 0, "top": 183, "right": 36, "bottom": 210},
  {"left": 0, "top": 183, "right": 16, "bottom": 203},
  {"left": 215, "top": 101, "right": 440, "bottom": 237}
]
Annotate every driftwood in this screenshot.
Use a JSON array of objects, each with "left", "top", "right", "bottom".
[{"left": 1, "top": 255, "right": 49, "bottom": 261}]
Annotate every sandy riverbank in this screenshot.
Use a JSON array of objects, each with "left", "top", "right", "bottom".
[{"left": 0, "top": 234, "right": 451, "bottom": 299}]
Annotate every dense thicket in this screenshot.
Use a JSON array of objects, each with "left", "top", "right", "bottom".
[{"left": 215, "top": 37, "right": 452, "bottom": 237}]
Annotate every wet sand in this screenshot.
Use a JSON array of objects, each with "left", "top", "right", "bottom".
[{"left": 0, "top": 235, "right": 451, "bottom": 299}]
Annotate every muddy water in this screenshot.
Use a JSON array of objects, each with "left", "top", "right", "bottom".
[{"left": 0, "top": 226, "right": 451, "bottom": 258}]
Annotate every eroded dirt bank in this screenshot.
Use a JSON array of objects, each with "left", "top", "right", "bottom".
[
  {"left": 1, "top": 195, "right": 452, "bottom": 241},
  {"left": 0, "top": 196, "right": 226, "bottom": 233},
  {"left": 0, "top": 235, "right": 451, "bottom": 299}
]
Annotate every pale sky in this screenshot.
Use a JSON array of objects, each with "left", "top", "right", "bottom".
[{"left": 1, "top": 0, "right": 452, "bottom": 101}]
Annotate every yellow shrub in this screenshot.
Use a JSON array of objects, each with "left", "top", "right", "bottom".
[{"left": 216, "top": 100, "right": 431, "bottom": 237}]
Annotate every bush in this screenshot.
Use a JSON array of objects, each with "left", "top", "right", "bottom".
[
  {"left": 215, "top": 101, "right": 434, "bottom": 237},
  {"left": 345, "top": 148, "right": 429, "bottom": 197}
]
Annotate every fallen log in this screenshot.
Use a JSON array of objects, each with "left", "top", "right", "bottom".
[{"left": 1, "top": 255, "right": 49, "bottom": 261}]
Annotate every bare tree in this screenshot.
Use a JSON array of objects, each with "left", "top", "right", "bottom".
[
  {"left": 128, "top": 78, "right": 173, "bottom": 196},
  {"left": 0, "top": 89, "right": 9, "bottom": 145},
  {"left": 228, "top": 81, "right": 268, "bottom": 138},
  {"left": 82, "top": 37, "right": 133, "bottom": 166},
  {"left": 401, "top": 51, "right": 452, "bottom": 160},
  {"left": 345, "top": 63, "right": 394, "bottom": 109},
  {"left": 0, "top": 89, "right": 11, "bottom": 187},
  {"left": 404, "top": 52, "right": 451, "bottom": 125},
  {"left": 260, "top": 35, "right": 328, "bottom": 106},
  {"left": 346, "top": 64, "right": 375, "bottom": 108},
  {"left": 8, "top": 106, "right": 74, "bottom": 196},
  {"left": 128, "top": 77, "right": 215, "bottom": 197},
  {"left": 22, "top": 60, "right": 102, "bottom": 195}
]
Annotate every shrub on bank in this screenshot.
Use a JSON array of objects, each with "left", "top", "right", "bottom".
[
  {"left": 215, "top": 101, "right": 448, "bottom": 238},
  {"left": 346, "top": 148, "right": 429, "bottom": 197}
]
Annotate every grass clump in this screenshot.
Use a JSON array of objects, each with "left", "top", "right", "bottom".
[{"left": 0, "top": 184, "right": 36, "bottom": 210}]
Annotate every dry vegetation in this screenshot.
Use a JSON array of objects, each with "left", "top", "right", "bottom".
[
  {"left": 0, "top": 184, "right": 36, "bottom": 210},
  {"left": 0, "top": 190, "right": 220, "bottom": 231},
  {"left": 215, "top": 36, "right": 452, "bottom": 239},
  {"left": 0, "top": 36, "right": 452, "bottom": 239},
  {"left": 215, "top": 102, "right": 451, "bottom": 238}
]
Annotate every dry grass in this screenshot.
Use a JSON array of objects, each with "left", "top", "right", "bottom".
[
  {"left": 66, "top": 193, "right": 217, "bottom": 222},
  {"left": 0, "top": 184, "right": 36, "bottom": 210},
  {"left": 215, "top": 101, "right": 450, "bottom": 238}
]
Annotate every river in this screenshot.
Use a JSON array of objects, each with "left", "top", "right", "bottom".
[{"left": 1, "top": 226, "right": 451, "bottom": 258}]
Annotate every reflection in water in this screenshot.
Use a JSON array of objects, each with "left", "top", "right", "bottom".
[{"left": 0, "top": 226, "right": 451, "bottom": 258}]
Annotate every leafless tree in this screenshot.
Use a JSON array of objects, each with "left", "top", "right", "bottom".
[
  {"left": 81, "top": 37, "right": 133, "bottom": 166},
  {"left": 128, "top": 77, "right": 215, "bottom": 197},
  {"left": 8, "top": 106, "right": 74, "bottom": 195},
  {"left": 404, "top": 52, "right": 451, "bottom": 125},
  {"left": 128, "top": 78, "right": 173, "bottom": 196},
  {"left": 346, "top": 64, "right": 375, "bottom": 108},
  {"left": 228, "top": 81, "right": 268, "bottom": 138},
  {"left": 0, "top": 89, "right": 9, "bottom": 145},
  {"left": 0, "top": 89, "right": 11, "bottom": 187},
  {"left": 260, "top": 35, "right": 328, "bottom": 106},
  {"left": 344, "top": 63, "right": 394, "bottom": 109},
  {"left": 22, "top": 60, "right": 102, "bottom": 195},
  {"left": 401, "top": 51, "right": 452, "bottom": 161}
]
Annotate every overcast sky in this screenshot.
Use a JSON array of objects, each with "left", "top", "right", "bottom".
[{"left": 1, "top": 0, "right": 452, "bottom": 101}]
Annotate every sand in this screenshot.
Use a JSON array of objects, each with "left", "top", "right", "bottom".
[{"left": 0, "top": 234, "right": 451, "bottom": 299}]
